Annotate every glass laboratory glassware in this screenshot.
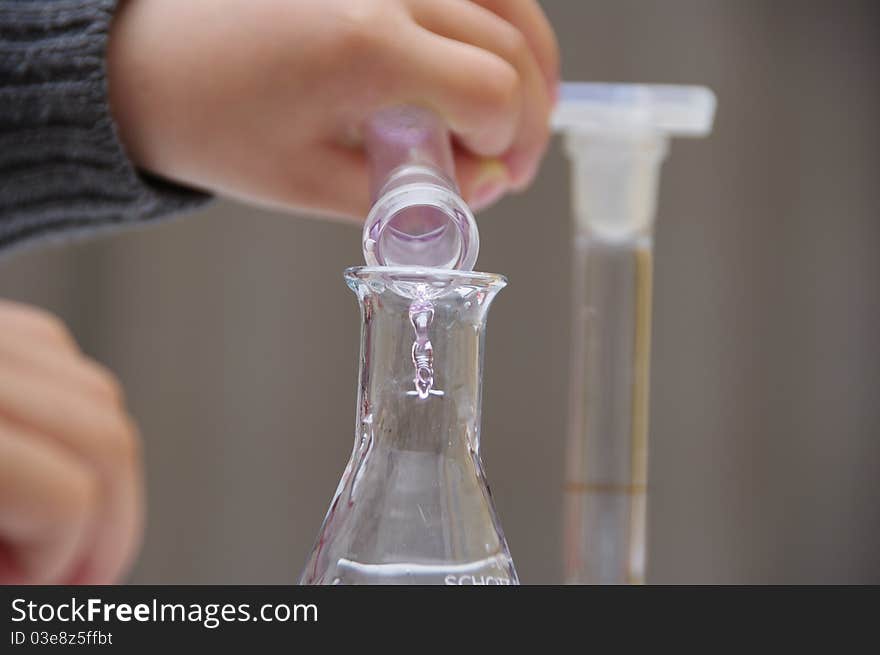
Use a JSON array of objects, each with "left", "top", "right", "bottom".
[
  {"left": 300, "top": 266, "right": 516, "bottom": 585},
  {"left": 553, "top": 83, "right": 716, "bottom": 584},
  {"left": 362, "top": 106, "right": 479, "bottom": 270}
]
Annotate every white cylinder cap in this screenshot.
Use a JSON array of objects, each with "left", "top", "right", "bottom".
[{"left": 552, "top": 83, "right": 716, "bottom": 240}]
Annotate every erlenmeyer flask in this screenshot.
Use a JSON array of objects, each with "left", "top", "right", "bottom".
[{"left": 300, "top": 266, "right": 517, "bottom": 585}]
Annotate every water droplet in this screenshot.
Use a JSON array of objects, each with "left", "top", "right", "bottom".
[{"left": 409, "top": 297, "right": 437, "bottom": 398}]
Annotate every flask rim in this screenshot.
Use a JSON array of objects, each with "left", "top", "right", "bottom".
[{"left": 344, "top": 266, "right": 507, "bottom": 293}]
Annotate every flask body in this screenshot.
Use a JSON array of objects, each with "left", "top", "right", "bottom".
[{"left": 300, "top": 267, "right": 516, "bottom": 585}]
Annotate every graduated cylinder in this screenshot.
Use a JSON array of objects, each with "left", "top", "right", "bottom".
[
  {"left": 554, "top": 82, "right": 715, "bottom": 585},
  {"left": 562, "top": 132, "right": 667, "bottom": 584}
]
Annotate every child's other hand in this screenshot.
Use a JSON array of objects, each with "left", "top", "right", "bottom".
[
  {"left": 108, "top": 0, "right": 559, "bottom": 218},
  {"left": 0, "top": 301, "right": 143, "bottom": 584}
]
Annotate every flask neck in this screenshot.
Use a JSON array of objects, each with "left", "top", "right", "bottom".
[{"left": 346, "top": 267, "right": 505, "bottom": 452}]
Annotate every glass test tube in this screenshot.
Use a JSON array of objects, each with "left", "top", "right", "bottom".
[{"left": 362, "top": 106, "right": 478, "bottom": 271}]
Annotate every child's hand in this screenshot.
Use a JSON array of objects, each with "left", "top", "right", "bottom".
[
  {"left": 0, "top": 301, "right": 143, "bottom": 584},
  {"left": 108, "top": 0, "right": 558, "bottom": 218}
]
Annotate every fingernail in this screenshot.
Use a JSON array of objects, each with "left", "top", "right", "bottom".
[
  {"left": 470, "top": 160, "right": 509, "bottom": 211},
  {"left": 505, "top": 148, "right": 544, "bottom": 192}
]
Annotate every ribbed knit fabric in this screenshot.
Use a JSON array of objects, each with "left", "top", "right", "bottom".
[{"left": 0, "top": 0, "right": 209, "bottom": 252}]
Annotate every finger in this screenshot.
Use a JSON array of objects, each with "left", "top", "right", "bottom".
[
  {"left": 66, "top": 426, "right": 144, "bottom": 585},
  {"left": 283, "top": 143, "right": 370, "bottom": 222},
  {"left": 0, "top": 337, "right": 124, "bottom": 405},
  {"left": 0, "top": 419, "right": 97, "bottom": 583},
  {"left": 410, "top": 0, "right": 552, "bottom": 188},
  {"left": 0, "top": 366, "right": 142, "bottom": 584},
  {"left": 0, "top": 300, "right": 78, "bottom": 353},
  {"left": 454, "top": 150, "right": 511, "bottom": 212},
  {"left": 205, "top": 138, "right": 369, "bottom": 223},
  {"left": 393, "top": 27, "right": 521, "bottom": 159},
  {"left": 469, "top": 0, "right": 560, "bottom": 99},
  {"left": 0, "top": 363, "right": 137, "bottom": 475},
  {"left": 0, "top": 542, "right": 24, "bottom": 584}
]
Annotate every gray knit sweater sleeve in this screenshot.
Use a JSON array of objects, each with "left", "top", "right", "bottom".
[{"left": 0, "top": 0, "right": 209, "bottom": 251}]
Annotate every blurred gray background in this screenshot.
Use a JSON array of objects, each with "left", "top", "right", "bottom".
[{"left": 1, "top": 0, "right": 878, "bottom": 583}]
